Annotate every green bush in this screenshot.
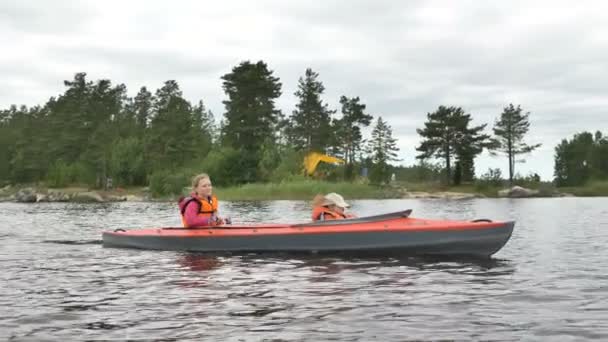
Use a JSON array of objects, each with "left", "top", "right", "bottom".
[
  {"left": 149, "top": 170, "right": 191, "bottom": 197},
  {"left": 369, "top": 163, "right": 391, "bottom": 185},
  {"left": 47, "top": 160, "right": 95, "bottom": 187},
  {"left": 198, "top": 147, "right": 237, "bottom": 186},
  {"left": 270, "top": 148, "right": 304, "bottom": 182},
  {"left": 392, "top": 162, "right": 444, "bottom": 183},
  {"left": 197, "top": 147, "right": 259, "bottom": 186},
  {"left": 257, "top": 138, "right": 281, "bottom": 182},
  {"left": 513, "top": 172, "right": 542, "bottom": 188},
  {"left": 474, "top": 168, "right": 503, "bottom": 192},
  {"left": 109, "top": 137, "right": 146, "bottom": 186},
  {"left": 216, "top": 179, "right": 390, "bottom": 200},
  {"left": 561, "top": 180, "right": 608, "bottom": 196}
]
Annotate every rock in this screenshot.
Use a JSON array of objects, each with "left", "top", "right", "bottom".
[
  {"left": 498, "top": 186, "right": 540, "bottom": 198},
  {"left": 48, "top": 191, "right": 71, "bottom": 202},
  {"left": 0, "top": 194, "right": 14, "bottom": 202},
  {"left": 35, "top": 191, "right": 71, "bottom": 202},
  {"left": 15, "top": 188, "right": 37, "bottom": 202},
  {"left": 0, "top": 185, "right": 14, "bottom": 202},
  {"left": 557, "top": 192, "right": 575, "bottom": 197},
  {"left": 443, "top": 192, "right": 479, "bottom": 200},
  {"left": 36, "top": 193, "right": 49, "bottom": 202},
  {"left": 402, "top": 191, "right": 480, "bottom": 199},
  {"left": 71, "top": 191, "right": 105, "bottom": 203},
  {"left": 497, "top": 189, "right": 510, "bottom": 197},
  {"left": 125, "top": 194, "right": 145, "bottom": 202},
  {"left": 402, "top": 191, "right": 437, "bottom": 199},
  {"left": 105, "top": 195, "right": 127, "bottom": 202}
]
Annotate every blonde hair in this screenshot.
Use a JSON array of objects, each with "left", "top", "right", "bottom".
[{"left": 191, "top": 173, "right": 210, "bottom": 189}]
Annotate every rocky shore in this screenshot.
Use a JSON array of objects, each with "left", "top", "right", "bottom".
[
  {"left": 392, "top": 184, "right": 572, "bottom": 200},
  {"left": 0, "top": 184, "right": 575, "bottom": 203},
  {"left": 0, "top": 186, "right": 149, "bottom": 203}
]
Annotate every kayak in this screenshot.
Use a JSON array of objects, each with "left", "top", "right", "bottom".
[{"left": 102, "top": 210, "right": 515, "bottom": 257}]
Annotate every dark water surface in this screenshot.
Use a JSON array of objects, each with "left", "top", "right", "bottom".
[{"left": 1, "top": 198, "right": 608, "bottom": 341}]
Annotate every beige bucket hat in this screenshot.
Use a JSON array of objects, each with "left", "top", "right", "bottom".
[{"left": 321, "top": 192, "right": 350, "bottom": 208}]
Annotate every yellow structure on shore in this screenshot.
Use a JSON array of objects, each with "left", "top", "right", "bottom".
[{"left": 303, "top": 152, "right": 345, "bottom": 176}]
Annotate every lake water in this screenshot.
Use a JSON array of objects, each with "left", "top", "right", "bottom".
[{"left": 1, "top": 198, "right": 608, "bottom": 341}]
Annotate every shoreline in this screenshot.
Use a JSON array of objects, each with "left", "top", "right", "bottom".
[{"left": 1, "top": 182, "right": 602, "bottom": 203}]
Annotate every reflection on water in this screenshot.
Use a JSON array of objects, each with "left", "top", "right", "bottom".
[
  {"left": 174, "top": 251, "right": 514, "bottom": 276},
  {"left": 176, "top": 253, "right": 223, "bottom": 272},
  {"left": 1, "top": 198, "right": 608, "bottom": 341}
]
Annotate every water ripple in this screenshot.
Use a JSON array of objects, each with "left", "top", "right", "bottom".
[{"left": 1, "top": 199, "right": 608, "bottom": 341}]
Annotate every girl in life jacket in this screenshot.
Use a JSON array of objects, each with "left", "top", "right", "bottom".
[
  {"left": 311, "top": 192, "right": 356, "bottom": 221},
  {"left": 178, "top": 173, "right": 226, "bottom": 227}
]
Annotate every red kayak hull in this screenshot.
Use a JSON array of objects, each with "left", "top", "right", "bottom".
[{"left": 102, "top": 210, "right": 515, "bottom": 257}]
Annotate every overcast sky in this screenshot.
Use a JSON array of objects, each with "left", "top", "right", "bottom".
[{"left": 2, "top": 0, "right": 607, "bottom": 180}]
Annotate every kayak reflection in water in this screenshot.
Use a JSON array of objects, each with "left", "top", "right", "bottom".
[
  {"left": 311, "top": 192, "right": 357, "bottom": 221},
  {"left": 178, "top": 254, "right": 222, "bottom": 272}
]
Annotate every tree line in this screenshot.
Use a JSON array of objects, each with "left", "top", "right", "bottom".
[
  {"left": 414, "top": 103, "right": 607, "bottom": 187},
  {"left": 1, "top": 60, "right": 606, "bottom": 193},
  {"left": 415, "top": 104, "right": 542, "bottom": 185},
  {"left": 554, "top": 131, "right": 608, "bottom": 186},
  {"left": 0, "top": 62, "right": 400, "bottom": 193}
]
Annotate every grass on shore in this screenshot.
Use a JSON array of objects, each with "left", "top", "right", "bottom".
[
  {"left": 164, "top": 179, "right": 608, "bottom": 200},
  {"left": 215, "top": 180, "right": 398, "bottom": 201},
  {"left": 557, "top": 180, "right": 608, "bottom": 197}
]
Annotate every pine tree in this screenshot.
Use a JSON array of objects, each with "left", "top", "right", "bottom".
[
  {"left": 0, "top": 108, "right": 10, "bottom": 181},
  {"left": 332, "top": 96, "right": 373, "bottom": 180},
  {"left": 133, "top": 86, "right": 153, "bottom": 130},
  {"left": 7, "top": 105, "right": 50, "bottom": 182},
  {"left": 554, "top": 132, "right": 597, "bottom": 186},
  {"left": 220, "top": 60, "right": 282, "bottom": 153},
  {"left": 218, "top": 61, "right": 283, "bottom": 183},
  {"left": 591, "top": 131, "right": 608, "bottom": 179},
  {"left": 416, "top": 106, "right": 492, "bottom": 185},
  {"left": 190, "top": 100, "right": 214, "bottom": 157},
  {"left": 84, "top": 79, "right": 128, "bottom": 187},
  {"left": 287, "top": 68, "right": 334, "bottom": 152},
  {"left": 46, "top": 72, "right": 93, "bottom": 164},
  {"left": 366, "top": 117, "right": 400, "bottom": 183},
  {"left": 146, "top": 80, "right": 194, "bottom": 169},
  {"left": 492, "top": 104, "right": 541, "bottom": 185}
]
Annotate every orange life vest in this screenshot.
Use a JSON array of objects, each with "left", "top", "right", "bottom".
[
  {"left": 178, "top": 194, "right": 218, "bottom": 227},
  {"left": 312, "top": 206, "right": 347, "bottom": 221}
]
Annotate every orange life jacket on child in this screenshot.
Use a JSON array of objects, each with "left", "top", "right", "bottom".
[
  {"left": 178, "top": 194, "right": 218, "bottom": 227},
  {"left": 311, "top": 206, "right": 348, "bottom": 221}
]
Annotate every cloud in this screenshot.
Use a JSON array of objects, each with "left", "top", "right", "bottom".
[
  {"left": 0, "top": 0, "right": 95, "bottom": 34},
  {"left": 2, "top": 0, "right": 607, "bottom": 180}
]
